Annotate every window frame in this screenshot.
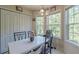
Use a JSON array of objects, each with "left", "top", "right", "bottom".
[
  {"left": 47, "top": 11, "right": 61, "bottom": 39},
  {"left": 65, "top": 5, "right": 79, "bottom": 44},
  {"left": 35, "top": 16, "right": 44, "bottom": 36}
]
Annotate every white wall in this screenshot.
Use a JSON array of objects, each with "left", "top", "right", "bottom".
[{"left": 0, "top": 5, "right": 32, "bottom": 53}]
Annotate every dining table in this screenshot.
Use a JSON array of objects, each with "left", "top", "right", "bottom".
[{"left": 8, "top": 36, "right": 49, "bottom": 54}]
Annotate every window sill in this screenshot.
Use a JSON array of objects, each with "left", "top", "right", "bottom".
[
  {"left": 53, "top": 36, "right": 61, "bottom": 40},
  {"left": 65, "top": 40, "right": 79, "bottom": 47}
]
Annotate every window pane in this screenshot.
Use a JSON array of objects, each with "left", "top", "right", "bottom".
[
  {"left": 74, "top": 6, "right": 79, "bottom": 14},
  {"left": 69, "top": 7, "right": 74, "bottom": 17},
  {"left": 49, "top": 25, "right": 52, "bottom": 30},
  {"left": 75, "top": 14, "right": 79, "bottom": 23},
  {"left": 69, "top": 32, "right": 74, "bottom": 41},
  {"left": 74, "top": 24, "right": 79, "bottom": 33},
  {"left": 74, "top": 33, "right": 79, "bottom": 43},
  {"left": 69, "top": 25, "right": 74, "bottom": 33},
  {"left": 69, "top": 16, "right": 75, "bottom": 24}
]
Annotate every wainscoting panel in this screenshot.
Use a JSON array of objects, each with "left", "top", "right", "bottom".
[{"left": 0, "top": 9, "right": 32, "bottom": 53}]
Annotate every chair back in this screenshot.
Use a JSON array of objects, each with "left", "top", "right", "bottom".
[
  {"left": 44, "top": 30, "right": 53, "bottom": 54},
  {"left": 28, "top": 31, "right": 34, "bottom": 38},
  {"left": 14, "top": 31, "right": 26, "bottom": 41},
  {"left": 46, "top": 30, "right": 52, "bottom": 38}
]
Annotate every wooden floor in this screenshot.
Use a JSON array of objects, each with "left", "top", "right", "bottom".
[
  {"left": 51, "top": 49, "right": 63, "bottom": 54},
  {"left": 4, "top": 49, "right": 63, "bottom": 54}
]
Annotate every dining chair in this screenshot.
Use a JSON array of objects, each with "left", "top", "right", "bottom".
[
  {"left": 14, "top": 31, "right": 26, "bottom": 41},
  {"left": 27, "top": 31, "right": 35, "bottom": 42},
  {"left": 43, "top": 30, "right": 55, "bottom": 54},
  {"left": 28, "top": 31, "right": 34, "bottom": 38}
]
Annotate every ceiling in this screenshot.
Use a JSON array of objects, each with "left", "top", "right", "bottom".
[{"left": 20, "top": 5, "right": 54, "bottom": 11}]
